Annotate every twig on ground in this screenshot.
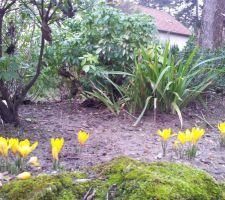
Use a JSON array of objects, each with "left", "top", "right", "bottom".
[
  {"left": 106, "top": 184, "right": 117, "bottom": 200},
  {"left": 194, "top": 112, "right": 215, "bottom": 129},
  {"left": 83, "top": 187, "right": 96, "bottom": 200}
]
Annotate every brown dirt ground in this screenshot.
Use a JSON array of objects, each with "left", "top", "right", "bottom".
[{"left": 1, "top": 93, "right": 225, "bottom": 181}]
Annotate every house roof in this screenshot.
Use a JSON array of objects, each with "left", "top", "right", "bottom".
[{"left": 132, "top": 5, "right": 192, "bottom": 37}]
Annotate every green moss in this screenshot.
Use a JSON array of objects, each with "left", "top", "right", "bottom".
[
  {"left": 0, "top": 157, "right": 224, "bottom": 200},
  {"left": 94, "top": 157, "right": 224, "bottom": 200},
  {"left": 57, "top": 189, "right": 75, "bottom": 200},
  {"left": 0, "top": 172, "right": 85, "bottom": 200}
]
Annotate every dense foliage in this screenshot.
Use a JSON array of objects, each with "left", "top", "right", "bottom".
[
  {"left": 181, "top": 36, "right": 225, "bottom": 87},
  {"left": 1, "top": 1, "right": 225, "bottom": 126},
  {"left": 48, "top": 3, "right": 156, "bottom": 70},
  {"left": 0, "top": 0, "right": 63, "bottom": 124},
  {"left": 122, "top": 43, "right": 219, "bottom": 126},
  {"left": 42, "top": 3, "right": 157, "bottom": 97},
  {"left": 38, "top": 4, "right": 225, "bottom": 126}
]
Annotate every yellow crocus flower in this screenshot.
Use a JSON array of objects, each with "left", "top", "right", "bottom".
[
  {"left": 51, "top": 138, "right": 64, "bottom": 161},
  {"left": 177, "top": 131, "right": 186, "bottom": 145},
  {"left": 16, "top": 139, "right": 38, "bottom": 158},
  {"left": 0, "top": 137, "right": 11, "bottom": 159},
  {"left": 17, "top": 172, "right": 31, "bottom": 180},
  {"left": 9, "top": 138, "right": 19, "bottom": 156},
  {"left": 185, "top": 129, "right": 193, "bottom": 142},
  {"left": 157, "top": 128, "right": 172, "bottom": 141},
  {"left": 77, "top": 130, "right": 89, "bottom": 145},
  {"left": 218, "top": 122, "right": 225, "bottom": 135},
  {"left": 191, "top": 127, "right": 205, "bottom": 145}
]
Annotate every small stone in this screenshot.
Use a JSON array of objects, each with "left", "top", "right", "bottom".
[
  {"left": 51, "top": 171, "right": 58, "bottom": 175},
  {"left": 73, "top": 179, "right": 91, "bottom": 184},
  {"left": 25, "top": 118, "right": 32, "bottom": 122},
  {"left": 156, "top": 153, "right": 163, "bottom": 160},
  {"left": 0, "top": 173, "right": 4, "bottom": 180}
]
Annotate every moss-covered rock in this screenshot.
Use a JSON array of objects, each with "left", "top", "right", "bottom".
[
  {"left": 0, "top": 157, "right": 224, "bottom": 200},
  {"left": 0, "top": 172, "right": 88, "bottom": 200}
]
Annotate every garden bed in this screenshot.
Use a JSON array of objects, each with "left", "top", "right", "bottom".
[{"left": 1, "top": 95, "right": 225, "bottom": 181}]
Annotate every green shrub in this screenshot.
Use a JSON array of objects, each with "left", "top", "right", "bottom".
[
  {"left": 43, "top": 2, "right": 157, "bottom": 99},
  {"left": 127, "top": 43, "right": 219, "bottom": 126},
  {"left": 47, "top": 3, "right": 157, "bottom": 71},
  {"left": 181, "top": 36, "right": 225, "bottom": 88}
]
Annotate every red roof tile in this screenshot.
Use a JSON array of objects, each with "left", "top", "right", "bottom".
[{"left": 132, "top": 5, "right": 192, "bottom": 36}]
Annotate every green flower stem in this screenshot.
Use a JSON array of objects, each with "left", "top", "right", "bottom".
[
  {"left": 4, "top": 157, "right": 9, "bottom": 171},
  {"left": 161, "top": 141, "right": 167, "bottom": 157},
  {"left": 53, "top": 159, "right": 59, "bottom": 170},
  {"left": 220, "top": 135, "right": 225, "bottom": 147}
]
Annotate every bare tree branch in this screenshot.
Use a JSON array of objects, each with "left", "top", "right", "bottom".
[
  {"left": 3, "top": 0, "right": 16, "bottom": 11},
  {"left": 20, "top": 0, "right": 42, "bottom": 24},
  {"left": 20, "top": 35, "right": 45, "bottom": 100},
  {"left": 48, "top": 0, "right": 63, "bottom": 22}
]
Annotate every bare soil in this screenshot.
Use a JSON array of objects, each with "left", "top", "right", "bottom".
[{"left": 1, "top": 94, "right": 225, "bottom": 181}]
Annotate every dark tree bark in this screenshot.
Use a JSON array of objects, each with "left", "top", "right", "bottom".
[
  {"left": 0, "top": 1, "right": 19, "bottom": 124},
  {"left": 0, "top": 100, "right": 19, "bottom": 124},
  {"left": 0, "top": 12, "right": 3, "bottom": 57},
  {"left": 0, "top": 0, "right": 61, "bottom": 126},
  {"left": 200, "top": 0, "right": 225, "bottom": 49}
]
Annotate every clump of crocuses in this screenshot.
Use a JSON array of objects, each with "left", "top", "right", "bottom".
[
  {"left": 0, "top": 137, "right": 38, "bottom": 173},
  {"left": 173, "top": 127, "right": 205, "bottom": 159}
]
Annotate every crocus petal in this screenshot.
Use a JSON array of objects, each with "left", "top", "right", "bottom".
[
  {"left": 31, "top": 142, "right": 38, "bottom": 151},
  {"left": 157, "top": 129, "right": 172, "bottom": 141},
  {"left": 78, "top": 130, "right": 89, "bottom": 145},
  {"left": 9, "top": 138, "right": 19, "bottom": 155},
  {"left": 51, "top": 138, "right": 64, "bottom": 161},
  {"left": 28, "top": 156, "right": 38, "bottom": 164},
  {"left": 0, "top": 137, "right": 10, "bottom": 158},
  {"left": 52, "top": 146, "right": 58, "bottom": 160},
  {"left": 17, "top": 172, "right": 31, "bottom": 180},
  {"left": 218, "top": 123, "right": 225, "bottom": 135},
  {"left": 177, "top": 132, "right": 186, "bottom": 145},
  {"left": 16, "top": 140, "right": 38, "bottom": 158}
]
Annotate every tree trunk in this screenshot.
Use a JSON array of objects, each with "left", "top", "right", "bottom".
[
  {"left": 194, "top": 0, "right": 199, "bottom": 35},
  {"left": 0, "top": 12, "right": 3, "bottom": 57},
  {"left": 0, "top": 6, "right": 19, "bottom": 125},
  {"left": 0, "top": 1, "right": 56, "bottom": 126},
  {"left": 200, "top": 0, "right": 225, "bottom": 49},
  {"left": 0, "top": 101, "right": 19, "bottom": 124}
]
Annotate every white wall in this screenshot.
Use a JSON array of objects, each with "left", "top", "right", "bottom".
[{"left": 158, "top": 32, "right": 189, "bottom": 49}]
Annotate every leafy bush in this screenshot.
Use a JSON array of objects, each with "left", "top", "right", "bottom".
[
  {"left": 44, "top": 2, "right": 157, "bottom": 97},
  {"left": 181, "top": 36, "right": 225, "bottom": 88},
  {"left": 56, "top": 3, "right": 156, "bottom": 70},
  {"left": 126, "top": 43, "right": 219, "bottom": 126}
]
